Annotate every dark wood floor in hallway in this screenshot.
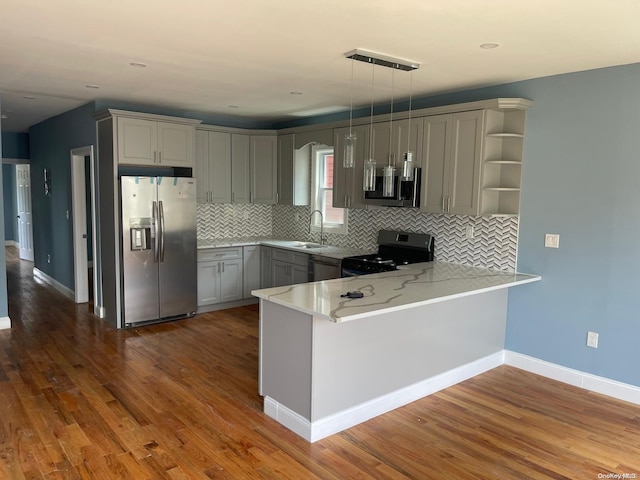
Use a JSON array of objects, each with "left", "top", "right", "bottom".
[{"left": 1, "top": 246, "right": 639, "bottom": 479}]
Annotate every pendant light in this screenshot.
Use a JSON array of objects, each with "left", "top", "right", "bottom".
[
  {"left": 363, "top": 59, "right": 377, "bottom": 192},
  {"left": 382, "top": 66, "right": 396, "bottom": 197},
  {"left": 343, "top": 56, "right": 356, "bottom": 168},
  {"left": 344, "top": 49, "right": 421, "bottom": 192},
  {"left": 401, "top": 69, "right": 415, "bottom": 181}
]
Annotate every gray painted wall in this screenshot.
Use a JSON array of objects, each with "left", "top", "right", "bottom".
[{"left": 28, "top": 102, "right": 96, "bottom": 290}]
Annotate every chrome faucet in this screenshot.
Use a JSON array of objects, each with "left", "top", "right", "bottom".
[{"left": 309, "top": 209, "right": 325, "bottom": 245}]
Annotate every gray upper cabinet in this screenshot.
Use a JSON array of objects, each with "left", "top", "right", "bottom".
[
  {"left": 231, "top": 134, "right": 251, "bottom": 204},
  {"left": 333, "top": 124, "right": 369, "bottom": 209},
  {"left": 370, "top": 118, "right": 423, "bottom": 172},
  {"left": 250, "top": 135, "right": 278, "bottom": 204},
  {"left": 117, "top": 116, "right": 195, "bottom": 168},
  {"left": 278, "top": 134, "right": 310, "bottom": 206},
  {"left": 277, "top": 134, "right": 295, "bottom": 205},
  {"left": 195, "top": 130, "right": 232, "bottom": 204},
  {"left": 420, "top": 111, "right": 483, "bottom": 215}
]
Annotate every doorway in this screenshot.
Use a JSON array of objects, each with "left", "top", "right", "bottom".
[
  {"left": 70, "top": 146, "right": 103, "bottom": 316},
  {"left": 14, "top": 164, "right": 34, "bottom": 261}
]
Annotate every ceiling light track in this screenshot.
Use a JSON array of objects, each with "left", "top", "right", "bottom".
[{"left": 344, "top": 49, "right": 420, "bottom": 72}]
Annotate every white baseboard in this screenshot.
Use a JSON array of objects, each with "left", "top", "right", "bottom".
[
  {"left": 265, "top": 351, "right": 505, "bottom": 443},
  {"left": 0, "top": 317, "right": 11, "bottom": 330},
  {"left": 4, "top": 240, "right": 18, "bottom": 247},
  {"left": 504, "top": 350, "right": 640, "bottom": 406},
  {"left": 33, "top": 267, "right": 75, "bottom": 301}
]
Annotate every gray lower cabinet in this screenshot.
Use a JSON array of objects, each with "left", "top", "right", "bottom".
[
  {"left": 243, "top": 245, "right": 261, "bottom": 298},
  {"left": 261, "top": 246, "right": 272, "bottom": 288},
  {"left": 197, "top": 248, "right": 243, "bottom": 307},
  {"left": 270, "top": 248, "right": 310, "bottom": 287}
]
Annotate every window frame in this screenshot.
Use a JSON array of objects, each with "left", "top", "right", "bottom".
[{"left": 310, "top": 145, "right": 348, "bottom": 235}]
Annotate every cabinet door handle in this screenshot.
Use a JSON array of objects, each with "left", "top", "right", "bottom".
[
  {"left": 154, "top": 151, "right": 157, "bottom": 164},
  {"left": 232, "top": 192, "right": 235, "bottom": 203},
  {"left": 442, "top": 197, "right": 445, "bottom": 212},
  {"left": 217, "top": 263, "right": 220, "bottom": 273},
  {"left": 276, "top": 192, "right": 279, "bottom": 203},
  {"left": 222, "top": 262, "right": 225, "bottom": 273},
  {"left": 158, "top": 151, "right": 162, "bottom": 164},
  {"left": 447, "top": 197, "right": 451, "bottom": 212}
]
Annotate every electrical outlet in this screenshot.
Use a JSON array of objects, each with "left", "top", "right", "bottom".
[
  {"left": 587, "top": 331, "right": 599, "bottom": 348},
  {"left": 545, "top": 233, "right": 560, "bottom": 248},
  {"left": 243, "top": 211, "right": 250, "bottom": 220},
  {"left": 465, "top": 226, "right": 474, "bottom": 239},
  {"left": 295, "top": 213, "right": 300, "bottom": 222}
]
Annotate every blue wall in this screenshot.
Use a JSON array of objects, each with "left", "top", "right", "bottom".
[
  {"left": 28, "top": 102, "right": 96, "bottom": 290},
  {"left": 504, "top": 64, "right": 640, "bottom": 387},
  {"left": 2, "top": 165, "right": 16, "bottom": 241},
  {"left": 1, "top": 131, "right": 30, "bottom": 158}
]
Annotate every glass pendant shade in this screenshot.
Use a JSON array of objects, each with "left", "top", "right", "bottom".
[
  {"left": 401, "top": 151, "right": 414, "bottom": 181},
  {"left": 343, "top": 133, "right": 356, "bottom": 168},
  {"left": 363, "top": 159, "right": 376, "bottom": 191},
  {"left": 383, "top": 165, "right": 395, "bottom": 197}
]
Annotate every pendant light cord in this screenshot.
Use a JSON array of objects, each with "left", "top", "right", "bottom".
[
  {"left": 389, "top": 66, "right": 395, "bottom": 168},
  {"left": 349, "top": 56, "right": 354, "bottom": 135},
  {"left": 369, "top": 60, "right": 375, "bottom": 160},
  {"left": 407, "top": 70, "right": 413, "bottom": 153}
]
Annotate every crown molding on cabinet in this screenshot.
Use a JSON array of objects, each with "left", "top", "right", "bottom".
[
  {"left": 94, "top": 108, "right": 203, "bottom": 126},
  {"left": 276, "top": 98, "right": 533, "bottom": 135},
  {"left": 196, "top": 124, "right": 276, "bottom": 135}
]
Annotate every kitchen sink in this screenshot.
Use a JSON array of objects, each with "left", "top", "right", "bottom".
[{"left": 290, "top": 241, "right": 323, "bottom": 249}]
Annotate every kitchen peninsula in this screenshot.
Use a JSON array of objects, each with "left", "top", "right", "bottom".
[{"left": 253, "top": 262, "right": 540, "bottom": 442}]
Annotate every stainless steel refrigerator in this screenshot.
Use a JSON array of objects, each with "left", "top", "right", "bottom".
[{"left": 120, "top": 176, "right": 197, "bottom": 326}]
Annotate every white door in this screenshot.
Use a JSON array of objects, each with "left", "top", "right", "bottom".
[
  {"left": 16, "top": 164, "right": 34, "bottom": 262},
  {"left": 71, "top": 147, "right": 91, "bottom": 304}
]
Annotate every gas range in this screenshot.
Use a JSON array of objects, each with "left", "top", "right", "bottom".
[{"left": 341, "top": 230, "right": 434, "bottom": 276}]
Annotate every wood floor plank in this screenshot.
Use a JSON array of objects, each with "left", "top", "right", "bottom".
[{"left": 2, "top": 245, "right": 640, "bottom": 478}]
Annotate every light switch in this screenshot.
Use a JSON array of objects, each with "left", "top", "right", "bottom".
[{"left": 545, "top": 233, "right": 560, "bottom": 248}]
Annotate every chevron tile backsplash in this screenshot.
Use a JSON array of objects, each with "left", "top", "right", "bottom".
[
  {"left": 198, "top": 203, "right": 518, "bottom": 271},
  {"left": 197, "top": 204, "right": 273, "bottom": 238}
]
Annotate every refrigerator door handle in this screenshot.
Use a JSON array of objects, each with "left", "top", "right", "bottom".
[
  {"left": 152, "top": 201, "right": 160, "bottom": 263},
  {"left": 159, "top": 200, "right": 166, "bottom": 262}
]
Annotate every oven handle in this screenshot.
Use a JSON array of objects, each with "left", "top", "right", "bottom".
[{"left": 341, "top": 267, "right": 364, "bottom": 278}]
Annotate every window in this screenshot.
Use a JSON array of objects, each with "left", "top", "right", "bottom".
[{"left": 310, "top": 146, "right": 347, "bottom": 234}]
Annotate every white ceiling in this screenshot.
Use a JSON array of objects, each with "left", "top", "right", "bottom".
[{"left": 1, "top": 0, "right": 640, "bottom": 133}]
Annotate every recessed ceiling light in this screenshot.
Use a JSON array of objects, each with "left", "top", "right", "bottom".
[
  {"left": 480, "top": 43, "right": 501, "bottom": 49},
  {"left": 22, "top": 95, "right": 35, "bottom": 100},
  {"left": 129, "top": 62, "right": 147, "bottom": 68},
  {"left": 290, "top": 91, "right": 303, "bottom": 95},
  {"left": 228, "top": 105, "right": 240, "bottom": 109},
  {"left": 86, "top": 84, "right": 100, "bottom": 89}
]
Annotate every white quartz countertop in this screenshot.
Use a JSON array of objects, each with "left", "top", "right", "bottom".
[
  {"left": 252, "top": 261, "right": 541, "bottom": 323},
  {"left": 197, "top": 237, "right": 372, "bottom": 260}
]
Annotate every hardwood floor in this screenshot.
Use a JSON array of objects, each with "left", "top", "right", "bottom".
[{"left": 1, "top": 246, "right": 639, "bottom": 479}]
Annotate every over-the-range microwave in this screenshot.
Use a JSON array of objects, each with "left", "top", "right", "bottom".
[{"left": 363, "top": 167, "right": 421, "bottom": 207}]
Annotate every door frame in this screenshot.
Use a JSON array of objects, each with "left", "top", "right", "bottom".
[
  {"left": 15, "top": 164, "right": 34, "bottom": 261},
  {"left": 70, "top": 146, "right": 103, "bottom": 316}
]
